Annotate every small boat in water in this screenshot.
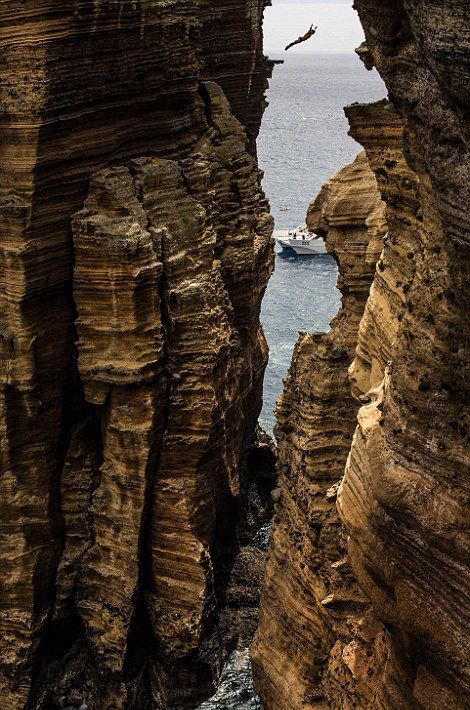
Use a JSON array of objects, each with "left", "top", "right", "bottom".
[{"left": 274, "top": 225, "right": 327, "bottom": 255}]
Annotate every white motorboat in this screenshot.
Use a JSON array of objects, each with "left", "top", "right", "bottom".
[{"left": 274, "top": 226, "right": 327, "bottom": 255}]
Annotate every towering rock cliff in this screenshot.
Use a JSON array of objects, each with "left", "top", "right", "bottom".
[
  {"left": 252, "top": 152, "right": 388, "bottom": 708},
  {"left": 340, "top": 2, "right": 470, "bottom": 705},
  {"left": 254, "top": 2, "right": 470, "bottom": 708},
  {"left": 0, "top": 3, "right": 274, "bottom": 708}
]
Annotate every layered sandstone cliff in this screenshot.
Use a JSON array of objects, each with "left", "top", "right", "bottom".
[
  {"left": 340, "top": 2, "right": 470, "bottom": 705},
  {"left": 0, "top": 3, "right": 274, "bottom": 708},
  {"left": 252, "top": 152, "right": 388, "bottom": 708},
  {"left": 254, "top": 2, "right": 470, "bottom": 707}
]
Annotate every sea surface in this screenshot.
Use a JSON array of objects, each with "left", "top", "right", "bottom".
[
  {"left": 259, "top": 52, "right": 386, "bottom": 433},
  {"left": 199, "top": 53, "right": 386, "bottom": 709}
]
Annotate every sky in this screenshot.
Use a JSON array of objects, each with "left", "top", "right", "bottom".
[{"left": 263, "top": 0, "right": 366, "bottom": 56}]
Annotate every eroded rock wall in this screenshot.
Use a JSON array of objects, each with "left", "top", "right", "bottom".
[
  {"left": 254, "top": 2, "right": 470, "bottom": 707},
  {"left": 251, "top": 152, "right": 387, "bottom": 708},
  {"left": 340, "top": 2, "right": 470, "bottom": 706},
  {"left": 0, "top": 3, "right": 273, "bottom": 708}
]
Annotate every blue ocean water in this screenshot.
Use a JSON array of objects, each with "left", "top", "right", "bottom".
[
  {"left": 259, "top": 53, "right": 386, "bottom": 433},
  {"left": 259, "top": 53, "right": 386, "bottom": 230},
  {"left": 199, "top": 53, "right": 385, "bottom": 709}
]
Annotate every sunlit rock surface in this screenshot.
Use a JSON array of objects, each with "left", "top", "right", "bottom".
[
  {"left": 0, "top": 3, "right": 274, "bottom": 707},
  {"left": 254, "top": 1, "right": 470, "bottom": 707},
  {"left": 252, "top": 152, "right": 387, "bottom": 708},
  {"left": 341, "top": 1, "right": 470, "bottom": 705}
]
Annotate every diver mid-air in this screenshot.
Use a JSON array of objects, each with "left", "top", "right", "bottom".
[{"left": 285, "top": 25, "right": 318, "bottom": 51}]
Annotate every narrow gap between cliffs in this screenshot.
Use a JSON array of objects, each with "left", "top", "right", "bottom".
[{"left": 197, "top": 23, "right": 387, "bottom": 710}]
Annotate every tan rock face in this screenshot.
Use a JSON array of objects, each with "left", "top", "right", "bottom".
[
  {"left": 251, "top": 153, "right": 388, "bottom": 708},
  {"left": 340, "top": 2, "right": 470, "bottom": 703},
  {"left": 345, "top": 101, "right": 420, "bottom": 398},
  {"left": 255, "top": 2, "right": 469, "bottom": 708},
  {"left": 307, "top": 151, "right": 386, "bottom": 352},
  {"left": 0, "top": 4, "right": 273, "bottom": 708},
  {"left": 69, "top": 85, "right": 273, "bottom": 705}
]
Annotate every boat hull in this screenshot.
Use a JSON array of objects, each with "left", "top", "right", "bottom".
[
  {"left": 282, "top": 243, "right": 326, "bottom": 255},
  {"left": 274, "top": 231, "right": 327, "bottom": 256}
]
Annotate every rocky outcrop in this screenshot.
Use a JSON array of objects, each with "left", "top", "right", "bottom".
[
  {"left": 339, "top": 2, "right": 470, "bottom": 705},
  {"left": 307, "top": 152, "right": 386, "bottom": 353},
  {"left": 345, "top": 100, "right": 419, "bottom": 399},
  {"left": 254, "top": 2, "right": 470, "bottom": 707},
  {"left": 0, "top": 3, "right": 273, "bottom": 708},
  {"left": 251, "top": 152, "right": 387, "bottom": 708}
]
